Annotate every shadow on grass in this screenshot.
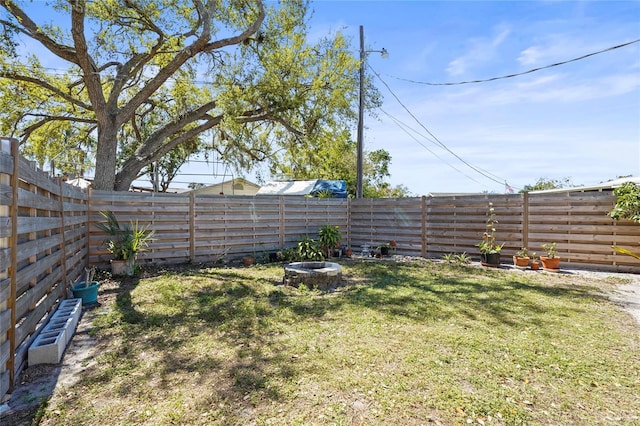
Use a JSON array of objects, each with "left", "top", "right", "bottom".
[
  {"left": 47, "top": 260, "right": 616, "bottom": 423},
  {"left": 339, "top": 260, "right": 604, "bottom": 327}
]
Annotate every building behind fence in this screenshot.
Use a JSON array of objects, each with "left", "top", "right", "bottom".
[{"left": 1, "top": 137, "right": 639, "bottom": 400}]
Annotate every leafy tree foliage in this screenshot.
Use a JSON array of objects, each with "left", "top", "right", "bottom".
[
  {"left": 609, "top": 182, "right": 640, "bottom": 223},
  {"left": 270, "top": 133, "right": 410, "bottom": 198},
  {"left": 520, "top": 177, "right": 574, "bottom": 193},
  {"left": 609, "top": 181, "right": 640, "bottom": 260},
  {"left": 188, "top": 182, "right": 206, "bottom": 190},
  {"left": 0, "top": 0, "right": 362, "bottom": 191}
]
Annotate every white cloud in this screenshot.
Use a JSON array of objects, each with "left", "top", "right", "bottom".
[{"left": 446, "top": 26, "right": 511, "bottom": 76}]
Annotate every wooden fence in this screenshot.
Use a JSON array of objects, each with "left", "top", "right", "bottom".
[
  {"left": 2, "top": 135, "right": 639, "bottom": 401},
  {"left": 85, "top": 188, "right": 640, "bottom": 273},
  {"left": 88, "top": 191, "right": 349, "bottom": 265},
  {"left": 350, "top": 192, "right": 640, "bottom": 272},
  {"left": 0, "top": 138, "right": 88, "bottom": 400}
]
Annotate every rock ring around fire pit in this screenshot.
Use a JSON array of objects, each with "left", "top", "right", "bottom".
[{"left": 283, "top": 261, "right": 343, "bottom": 291}]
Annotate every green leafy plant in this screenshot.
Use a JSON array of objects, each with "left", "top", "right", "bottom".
[
  {"left": 95, "top": 210, "right": 154, "bottom": 261},
  {"left": 313, "top": 189, "right": 335, "bottom": 198},
  {"left": 379, "top": 240, "right": 397, "bottom": 250},
  {"left": 477, "top": 202, "right": 503, "bottom": 254},
  {"left": 515, "top": 247, "right": 529, "bottom": 258},
  {"left": 318, "top": 225, "right": 342, "bottom": 256},
  {"left": 541, "top": 242, "right": 557, "bottom": 259},
  {"left": 296, "top": 237, "right": 325, "bottom": 261},
  {"left": 442, "top": 253, "right": 455, "bottom": 263},
  {"left": 279, "top": 248, "right": 297, "bottom": 262},
  {"left": 442, "top": 252, "right": 470, "bottom": 265},
  {"left": 609, "top": 181, "right": 640, "bottom": 259},
  {"left": 609, "top": 182, "right": 640, "bottom": 222},
  {"left": 454, "top": 252, "right": 471, "bottom": 265}
]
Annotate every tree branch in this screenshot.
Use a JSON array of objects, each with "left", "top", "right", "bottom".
[
  {"left": 117, "top": 1, "right": 265, "bottom": 127},
  {"left": 20, "top": 114, "right": 95, "bottom": 140},
  {"left": 70, "top": 0, "right": 108, "bottom": 115},
  {"left": 0, "top": 0, "right": 79, "bottom": 64},
  {"left": 0, "top": 70, "right": 93, "bottom": 111}
]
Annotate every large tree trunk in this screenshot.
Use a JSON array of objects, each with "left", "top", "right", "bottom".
[
  {"left": 114, "top": 162, "right": 140, "bottom": 191},
  {"left": 92, "top": 120, "right": 119, "bottom": 191}
]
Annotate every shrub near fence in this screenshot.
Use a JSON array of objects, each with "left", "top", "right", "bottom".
[{"left": 2, "top": 133, "right": 640, "bottom": 401}]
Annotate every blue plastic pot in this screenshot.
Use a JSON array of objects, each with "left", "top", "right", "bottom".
[{"left": 72, "top": 281, "right": 100, "bottom": 306}]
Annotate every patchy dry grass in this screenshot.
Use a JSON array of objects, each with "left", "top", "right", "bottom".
[{"left": 33, "top": 260, "right": 640, "bottom": 425}]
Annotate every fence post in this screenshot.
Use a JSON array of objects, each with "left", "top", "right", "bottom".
[
  {"left": 0, "top": 139, "right": 12, "bottom": 396},
  {"left": 57, "top": 178, "right": 68, "bottom": 290},
  {"left": 347, "top": 197, "right": 352, "bottom": 250},
  {"left": 421, "top": 196, "right": 427, "bottom": 257},
  {"left": 9, "top": 138, "right": 18, "bottom": 392},
  {"left": 522, "top": 192, "right": 529, "bottom": 251},
  {"left": 189, "top": 192, "right": 195, "bottom": 262},
  {"left": 279, "top": 196, "right": 285, "bottom": 249}
]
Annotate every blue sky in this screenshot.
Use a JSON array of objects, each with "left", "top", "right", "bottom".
[
  {"left": 303, "top": 0, "right": 640, "bottom": 195},
  {"left": 11, "top": 1, "right": 640, "bottom": 195}
]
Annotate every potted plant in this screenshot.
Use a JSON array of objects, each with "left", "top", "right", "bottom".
[
  {"left": 513, "top": 247, "right": 530, "bottom": 268},
  {"left": 95, "top": 210, "right": 154, "bottom": 276},
  {"left": 379, "top": 240, "right": 397, "bottom": 256},
  {"left": 318, "top": 225, "right": 342, "bottom": 258},
  {"left": 540, "top": 242, "right": 561, "bottom": 272},
  {"left": 477, "top": 202, "right": 503, "bottom": 267},
  {"left": 530, "top": 252, "right": 540, "bottom": 270},
  {"left": 242, "top": 254, "right": 255, "bottom": 266},
  {"left": 71, "top": 267, "right": 100, "bottom": 306}
]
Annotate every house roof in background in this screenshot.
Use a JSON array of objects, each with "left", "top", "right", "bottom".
[
  {"left": 190, "top": 177, "right": 260, "bottom": 194},
  {"left": 529, "top": 176, "right": 640, "bottom": 194},
  {"left": 256, "top": 180, "right": 347, "bottom": 197}
]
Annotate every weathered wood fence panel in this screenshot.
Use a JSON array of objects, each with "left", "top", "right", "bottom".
[
  {"left": 279, "top": 196, "right": 349, "bottom": 251},
  {"left": 0, "top": 138, "right": 88, "bottom": 399},
  {"left": 425, "top": 194, "right": 526, "bottom": 258},
  {"left": 88, "top": 194, "right": 350, "bottom": 266},
  {"left": 350, "top": 197, "right": 425, "bottom": 255},
  {"left": 528, "top": 191, "right": 639, "bottom": 271},
  {"left": 89, "top": 190, "right": 191, "bottom": 265}
]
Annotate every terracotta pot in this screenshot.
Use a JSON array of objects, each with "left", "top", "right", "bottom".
[
  {"left": 540, "top": 256, "right": 560, "bottom": 271},
  {"left": 481, "top": 252, "right": 501, "bottom": 267},
  {"left": 345, "top": 248, "right": 353, "bottom": 257},
  {"left": 513, "top": 256, "right": 530, "bottom": 268},
  {"left": 243, "top": 256, "right": 255, "bottom": 266},
  {"left": 530, "top": 261, "right": 540, "bottom": 270}
]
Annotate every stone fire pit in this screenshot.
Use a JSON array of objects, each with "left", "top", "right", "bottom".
[{"left": 283, "top": 261, "right": 343, "bottom": 290}]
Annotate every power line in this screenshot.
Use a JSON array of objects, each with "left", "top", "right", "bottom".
[
  {"left": 386, "top": 38, "right": 640, "bottom": 86},
  {"left": 379, "top": 108, "right": 487, "bottom": 187},
  {"left": 369, "top": 65, "right": 515, "bottom": 189}
]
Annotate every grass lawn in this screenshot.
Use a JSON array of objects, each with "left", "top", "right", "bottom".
[{"left": 35, "top": 259, "right": 640, "bottom": 425}]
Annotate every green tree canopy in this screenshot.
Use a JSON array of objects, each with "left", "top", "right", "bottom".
[
  {"left": 520, "top": 177, "right": 575, "bottom": 193},
  {"left": 609, "top": 181, "right": 640, "bottom": 223},
  {"left": 269, "top": 132, "right": 410, "bottom": 198},
  {"left": 0, "top": 0, "right": 363, "bottom": 191}
]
